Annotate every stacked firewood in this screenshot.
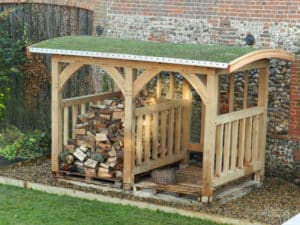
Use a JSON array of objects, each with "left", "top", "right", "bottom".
[
  {"left": 59, "top": 98, "right": 125, "bottom": 179},
  {"left": 58, "top": 90, "right": 157, "bottom": 179}
]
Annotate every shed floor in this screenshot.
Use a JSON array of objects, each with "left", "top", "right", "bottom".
[{"left": 135, "top": 166, "right": 202, "bottom": 197}]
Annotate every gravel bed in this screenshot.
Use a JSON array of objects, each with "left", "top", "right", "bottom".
[{"left": 0, "top": 158, "right": 299, "bottom": 225}]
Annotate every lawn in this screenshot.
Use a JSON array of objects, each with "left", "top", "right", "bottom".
[{"left": 0, "top": 184, "right": 227, "bottom": 225}]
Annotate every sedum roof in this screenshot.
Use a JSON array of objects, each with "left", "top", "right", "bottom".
[
  {"left": 29, "top": 36, "right": 294, "bottom": 71},
  {"left": 29, "top": 36, "right": 258, "bottom": 69}
]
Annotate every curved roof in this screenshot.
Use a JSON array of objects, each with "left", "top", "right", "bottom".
[{"left": 29, "top": 36, "right": 295, "bottom": 71}]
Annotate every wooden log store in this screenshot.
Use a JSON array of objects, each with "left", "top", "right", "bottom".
[{"left": 28, "top": 36, "right": 295, "bottom": 202}]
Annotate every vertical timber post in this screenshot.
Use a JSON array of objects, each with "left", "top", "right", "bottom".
[
  {"left": 181, "top": 79, "right": 192, "bottom": 165},
  {"left": 201, "top": 72, "right": 218, "bottom": 203},
  {"left": 51, "top": 56, "right": 63, "bottom": 175},
  {"left": 255, "top": 65, "right": 269, "bottom": 182},
  {"left": 123, "top": 68, "right": 137, "bottom": 190}
]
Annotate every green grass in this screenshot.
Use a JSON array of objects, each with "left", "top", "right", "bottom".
[
  {"left": 31, "top": 36, "right": 258, "bottom": 63},
  {"left": 0, "top": 184, "right": 228, "bottom": 225}
]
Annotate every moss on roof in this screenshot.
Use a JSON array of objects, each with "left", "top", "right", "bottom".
[{"left": 31, "top": 36, "right": 257, "bottom": 63}]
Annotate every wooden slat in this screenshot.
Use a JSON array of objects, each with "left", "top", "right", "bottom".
[
  {"left": 238, "top": 118, "right": 246, "bottom": 168},
  {"left": 81, "top": 103, "right": 86, "bottom": 115},
  {"left": 144, "top": 114, "right": 151, "bottom": 163},
  {"left": 223, "top": 122, "right": 232, "bottom": 173},
  {"left": 174, "top": 107, "right": 182, "bottom": 154},
  {"left": 135, "top": 100, "right": 186, "bottom": 116},
  {"left": 215, "top": 124, "right": 224, "bottom": 177},
  {"left": 243, "top": 73, "right": 249, "bottom": 109},
  {"left": 51, "top": 57, "right": 63, "bottom": 173},
  {"left": 167, "top": 109, "right": 175, "bottom": 156},
  {"left": 63, "top": 91, "right": 121, "bottom": 107},
  {"left": 251, "top": 115, "right": 259, "bottom": 163},
  {"left": 215, "top": 106, "right": 264, "bottom": 124},
  {"left": 230, "top": 120, "right": 239, "bottom": 171},
  {"left": 156, "top": 74, "right": 162, "bottom": 99},
  {"left": 72, "top": 105, "right": 78, "bottom": 139},
  {"left": 245, "top": 117, "right": 253, "bottom": 166},
  {"left": 228, "top": 74, "right": 235, "bottom": 112},
  {"left": 160, "top": 111, "right": 167, "bottom": 158},
  {"left": 169, "top": 72, "right": 175, "bottom": 99},
  {"left": 136, "top": 116, "right": 143, "bottom": 166},
  {"left": 63, "top": 107, "right": 69, "bottom": 145},
  {"left": 151, "top": 113, "right": 159, "bottom": 160},
  {"left": 123, "top": 68, "right": 137, "bottom": 189}
]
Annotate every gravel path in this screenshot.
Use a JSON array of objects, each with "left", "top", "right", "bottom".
[{"left": 0, "top": 159, "right": 299, "bottom": 225}]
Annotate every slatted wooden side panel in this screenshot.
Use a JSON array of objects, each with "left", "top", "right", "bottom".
[
  {"left": 213, "top": 108, "right": 265, "bottom": 185},
  {"left": 134, "top": 101, "right": 186, "bottom": 175}
]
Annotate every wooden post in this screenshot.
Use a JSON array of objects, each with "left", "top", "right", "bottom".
[
  {"left": 51, "top": 56, "right": 63, "bottom": 175},
  {"left": 123, "top": 68, "right": 137, "bottom": 190},
  {"left": 255, "top": 66, "right": 269, "bottom": 182},
  {"left": 181, "top": 79, "right": 192, "bottom": 165},
  {"left": 201, "top": 73, "right": 218, "bottom": 203}
]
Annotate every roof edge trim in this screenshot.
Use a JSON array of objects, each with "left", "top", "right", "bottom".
[{"left": 28, "top": 47, "right": 229, "bottom": 69}]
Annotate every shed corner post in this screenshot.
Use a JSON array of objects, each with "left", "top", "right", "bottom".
[
  {"left": 255, "top": 65, "right": 270, "bottom": 182},
  {"left": 51, "top": 55, "right": 63, "bottom": 176},
  {"left": 201, "top": 72, "right": 218, "bottom": 203},
  {"left": 123, "top": 67, "right": 137, "bottom": 190},
  {"left": 181, "top": 79, "right": 193, "bottom": 166}
]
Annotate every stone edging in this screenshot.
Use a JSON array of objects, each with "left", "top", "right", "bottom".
[{"left": 0, "top": 176, "right": 265, "bottom": 225}]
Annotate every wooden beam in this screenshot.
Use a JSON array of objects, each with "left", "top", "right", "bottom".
[
  {"left": 59, "top": 63, "right": 84, "bottom": 90},
  {"left": 123, "top": 68, "right": 137, "bottom": 189},
  {"left": 215, "top": 106, "right": 264, "bottom": 124},
  {"left": 100, "top": 65, "right": 126, "bottom": 95},
  {"left": 180, "top": 72, "right": 209, "bottom": 105},
  {"left": 51, "top": 56, "right": 63, "bottom": 174},
  {"left": 55, "top": 55, "right": 216, "bottom": 76},
  {"left": 135, "top": 100, "right": 186, "bottom": 116},
  {"left": 228, "top": 49, "right": 294, "bottom": 73},
  {"left": 133, "top": 69, "right": 161, "bottom": 98},
  {"left": 201, "top": 73, "right": 218, "bottom": 202},
  {"left": 63, "top": 107, "right": 69, "bottom": 145},
  {"left": 255, "top": 67, "right": 269, "bottom": 182},
  {"left": 186, "top": 143, "right": 203, "bottom": 152},
  {"left": 63, "top": 91, "right": 122, "bottom": 107},
  {"left": 182, "top": 79, "right": 192, "bottom": 164}
]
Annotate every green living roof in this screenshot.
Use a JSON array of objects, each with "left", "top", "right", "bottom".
[{"left": 29, "top": 36, "right": 260, "bottom": 68}]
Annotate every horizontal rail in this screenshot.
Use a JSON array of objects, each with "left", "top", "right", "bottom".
[
  {"left": 212, "top": 161, "right": 264, "bottom": 187},
  {"left": 186, "top": 143, "right": 203, "bottom": 152},
  {"left": 215, "top": 106, "right": 264, "bottom": 124},
  {"left": 135, "top": 100, "right": 187, "bottom": 116},
  {"left": 134, "top": 152, "right": 185, "bottom": 175},
  {"left": 63, "top": 91, "right": 122, "bottom": 107}
]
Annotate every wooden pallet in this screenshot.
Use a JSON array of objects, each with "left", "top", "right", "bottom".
[
  {"left": 175, "top": 166, "right": 202, "bottom": 185},
  {"left": 57, "top": 170, "right": 122, "bottom": 188}
]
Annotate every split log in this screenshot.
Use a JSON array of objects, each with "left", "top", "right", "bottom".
[{"left": 73, "top": 148, "right": 87, "bottom": 162}]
